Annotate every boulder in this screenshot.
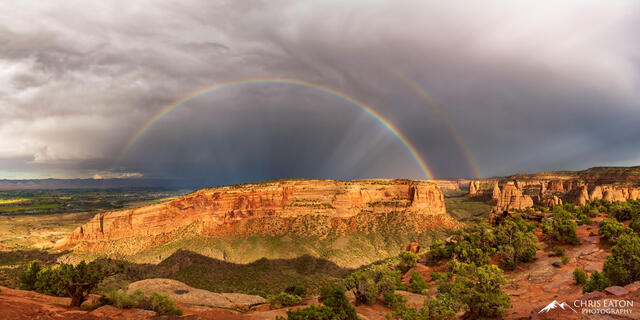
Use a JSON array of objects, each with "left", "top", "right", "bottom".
[
  {"left": 89, "top": 305, "right": 124, "bottom": 318},
  {"left": 127, "top": 278, "right": 265, "bottom": 310},
  {"left": 128, "top": 309, "right": 157, "bottom": 318},
  {"left": 345, "top": 290, "right": 356, "bottom": 305},
  {"left": 604, "top": 286, "right": 629, "bottom": 296},
  {"left": 624, "top": 281, "right": 640, "bottom": 292},
  {"left": 405, "top": 242, "right": 420, "bottom": 254},
  {"left": 80, "top": 293, "right": 102, "bottom": 310}
]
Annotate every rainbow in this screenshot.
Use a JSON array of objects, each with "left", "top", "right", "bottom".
[
  {"left": 390, "top": 69, "right": 483, "bottom": 178},
  {"left": 116, "top": 78, "right": 435, "bottom": 179}
]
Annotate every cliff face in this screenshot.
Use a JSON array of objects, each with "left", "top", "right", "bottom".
[
  {"left": 492, "top": 182, "right": 534, "bottom": 210},
  {"left": 61, "top": 179, "right": 453, "bottom": 261},
  {"left": 466, "top": 167, "right": 640, "bottom": 211}
]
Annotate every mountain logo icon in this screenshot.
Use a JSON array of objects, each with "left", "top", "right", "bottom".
[{"left": 538, "top": 300, "right": 578, "bottom": 313}]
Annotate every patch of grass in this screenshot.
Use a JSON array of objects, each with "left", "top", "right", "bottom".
[
  {"left": 445, "top": 196, "right": 492, "bottom": 223},
  {"left": 0, "top": 211, "right": 95, "bottom": 250},
  {"left": 101, "top": 289, "right": 182, "bottom": 315},
  {"left": 150, "top": 197, "right": 180, "bottom": 203},
  {"left": 0, "top": 199, "right": 28, "bottom": 205}
]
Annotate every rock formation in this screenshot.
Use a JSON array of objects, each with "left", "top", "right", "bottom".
[
  {"left": 60, "top": 179, "right": 454, "bottom": 258},
  {"left": 468, "top": 181, "right": 478, "bottom": 196},
  {"left": 491, "top": 183, "right": 501, "bottom": 204},
  {"left": 127, "top": 279, "right": 265, "bottom": 310},
  {"left": 405, "top": 242, "right": 420, "bottom": 254},
  {"left": 577, "top": 185, "right": 589, "bottom": 205},
  {"left": 464, "top": 167, "right": 640, "bottom": 211},
  {"left": 494, "top": 182, "right": 534, "bottom": 211},
  {"left": 465, "top": 180, "right": 482, "bottom": 198}
]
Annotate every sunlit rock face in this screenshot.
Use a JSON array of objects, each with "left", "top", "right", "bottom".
[
  {"left": 465, "top": 167, "right": 640, "bottom": 211},
  {"left": 60, "top": 179, "right": 454, "bottom": 257}
]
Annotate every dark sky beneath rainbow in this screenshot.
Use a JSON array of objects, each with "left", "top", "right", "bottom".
[{"left": 1, "top": 1, "right": 639, "bottom": 187}]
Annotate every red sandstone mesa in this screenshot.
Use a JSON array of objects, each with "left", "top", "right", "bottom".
[{"left": 59, "top": 179, "right": 452, "bottom": 253}]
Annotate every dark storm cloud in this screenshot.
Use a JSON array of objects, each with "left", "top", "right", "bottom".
[{"left": 1, "top": 0, "right": 639, "bottom": 183}]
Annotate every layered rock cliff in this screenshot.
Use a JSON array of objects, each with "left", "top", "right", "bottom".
[
  {"left": 60, "top": 179, "right": 455, "bottom": 266},
  {"left": 466, "top": 167, "right": 640, "bottom": 211}
]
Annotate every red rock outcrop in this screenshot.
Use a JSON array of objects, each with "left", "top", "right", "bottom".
[
  {"left": 467, "top": 181, "right": 479, "bottom": 196},
  {"left": 494, "top": 182, "right": 534, "bottom": 211},
  {"left": 60, "top": 179, "right": 452, "bottom": 253},
  {"left": 465, "top": 167, "right": 640, "bottom": 210},
  {"left": 491, "top": 183, "right": 501, "bottom": 203},
  {"left": 405, "top": 242, "right": 421, "bottom": 254}
]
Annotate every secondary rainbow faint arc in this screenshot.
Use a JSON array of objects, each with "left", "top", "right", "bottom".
[
  {"left": 390, "top": 69, "right": 483, "bottom": 179},
  {"left": 116, "top": 78, "right": 435, "bottom": 180}
]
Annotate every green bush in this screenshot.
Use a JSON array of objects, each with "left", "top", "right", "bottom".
[
  {"left": 103, "top": 289, "right": 136, "bottom": 309},
  {"left": 608, "top": 202, "right": 636, "bottom": 221},
  {"left": 398, "top": 251, "right": 419, "bottom": 273},
  {"left": 280, "top": 305, "right": 334, "bottom": 320},
  {"left": 19, "top": 261, "right": 65, "bottom": 297},
  {"left": 573, "top": 268, "right": 587, "bottom": 285},
  {"left": 284, "top": 285, "right": 307, "bottom": 297},
  {"left": 409, "top": 272, "right": 429, "bottom": 294},
  {"left": 425, "top": 240, "right": 451, "bottom": 265},
  {"left": 447, "top": 262, "right": 510, "bottom": 319},
  {"left": 599, "top": 218, "right": 631, "bottom": 243},
  {"left": 19, "top": 260, "right": 106, "bottom": 306},
  {"left": 542, "top": 207, "right": 580, "bottom": 245},
  {"left": 630, "top": 214, "right": 640, "bottom": 233},
  {"left": 267, "top": 292, "right": 303, "bottom": 309},
  {"left": 18, "top": 261, "right": 40, "bottom": 291},
  {"left": 427, "top": 222, "right": 507, "bottom": 267},
  {"left": 586, "top": 207, "right": 600, "bottom": 218},
  {"left": 494, "top": 214, "right": 539, "bottom": 270},
  {"left": 34, "top": 266, "right": 67, "bottom": 297},
  {"left": 548, "top": 247, "right": 565, "bottom": 257},
  {"left": 101, "top": 289, "right": 182, "bottom": 315},
  {"left": 383, "top": 291, "right": 408, "bottom": 309},
  {"left": 603, "top": 233, "right": 640, "bottom": 286},
  {"left": 318, "top": 285, "right": 358, "bottom": 320},
  {"left": 390, "top": 294, "right": 459, "bottom": 320},
  {"left": 561, "top": 256, "right": 570, "bottom": 265},
  {"left": 583, "top": 271, "right": 611, "bottom": 293},
  {"left": 148, "top": 292, "right": 183, "bottom": 316},
  {"left": 344, "top": 265, "right": 400, "bottom": 305},
  {"left": 576, "top": 212, "right": 593, "bottom": 225}
]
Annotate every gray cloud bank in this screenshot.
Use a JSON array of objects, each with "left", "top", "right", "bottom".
[{"left": 1, "top": 0, "right": 639, "bottom": 185}]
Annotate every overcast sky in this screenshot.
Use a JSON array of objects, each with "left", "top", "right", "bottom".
[{"left": 1, "top": 0, "right": 639, "bottom": 185}]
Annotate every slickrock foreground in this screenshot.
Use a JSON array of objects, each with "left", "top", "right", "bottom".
[{"left": 127, "top": 279, "right": 266, "bottom": 311}]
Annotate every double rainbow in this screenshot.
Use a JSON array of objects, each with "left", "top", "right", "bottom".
[
  {"left": 116, "top": 78, "right": 435, "bottom": 180},
  {"left": 390, "top": 69, "right": 483, "bottom": 178}
]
